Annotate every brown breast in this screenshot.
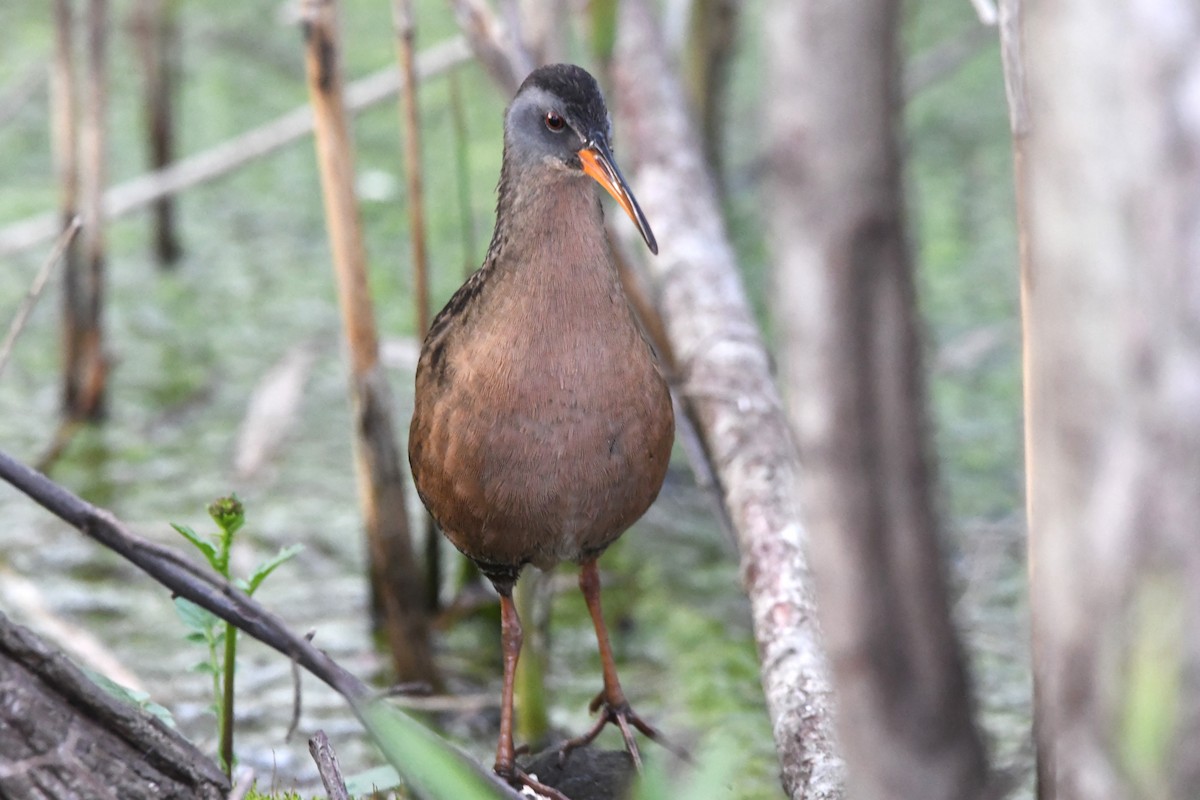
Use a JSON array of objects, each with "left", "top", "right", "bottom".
[{"left": 408, "top": 178, "right": 674, "bottom": 573}]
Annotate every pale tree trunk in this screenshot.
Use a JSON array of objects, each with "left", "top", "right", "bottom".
[
  {"left": 1019, "top": 1, "right": 1200, "bottom": 797},
  {"left": 614, "top": 2, "right": 843, "bottom": 796},
  {"left": 763, "top": 0, "right": 990, "bottom": 798}
]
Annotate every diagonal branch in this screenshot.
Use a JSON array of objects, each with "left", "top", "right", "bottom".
[
  {"left": 0, "top": 448, "right": 367, "bottom": 700},
  {"left": 0, "top": 447, "right": 526, "bottom": 798},
  {"left": 0, "top": 217, "right": 80, "bottom": 380},
  {"left": 444, "top": 0, "right": 532, "bottom": 94}
]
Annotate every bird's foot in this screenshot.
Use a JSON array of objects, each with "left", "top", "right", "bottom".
[
  {"left": 558, "top": 692, "right": 685, "bottom": 771},
  {"left": 495, "top": 762, "right": 572, "bottom": 800}
]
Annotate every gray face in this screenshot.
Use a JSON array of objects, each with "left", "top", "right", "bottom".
[
  {"left": 499, "top": 64, "right": 657, "bottom": 254},
  {"left": 503, "top": 85, "right": 609, "bottom": 174}
]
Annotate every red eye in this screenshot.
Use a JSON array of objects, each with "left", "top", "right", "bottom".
[{"left": 544, "top": 111, "right": 565, "bottom": 132}]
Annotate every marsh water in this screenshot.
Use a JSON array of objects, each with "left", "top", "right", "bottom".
[{"left": 0, "top": 211, "right": 1030, "bottom": 799}]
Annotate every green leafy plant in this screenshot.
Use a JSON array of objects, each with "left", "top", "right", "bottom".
[
  {"left": 84, "top": 667, "right": 177, "bottom": 729},
  {"left": 173, "top": 495, "right": 303, "bottom": 777}
]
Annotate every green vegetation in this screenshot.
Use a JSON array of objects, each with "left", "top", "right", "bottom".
[
  {"left": 84, "top": 666, "right": 177, "bottom": 728},
  {"left": 173, "top": 495, "right": 303, "bottom": 776}
]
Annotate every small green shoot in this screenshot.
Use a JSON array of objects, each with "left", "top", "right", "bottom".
[
  {"left": 83, "top": 667, "right": 177, "bottom": 729},
  {"left": 172, "top": 495, "right": 304, "bottom": 778}
]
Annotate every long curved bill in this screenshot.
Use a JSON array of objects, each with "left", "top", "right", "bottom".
[{"left": 578, "top": 138, "right": 658, "bottom": 255}]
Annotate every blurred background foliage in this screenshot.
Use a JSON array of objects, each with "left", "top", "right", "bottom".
[{"left": 0, "top": 0, "right": 1026, "bottom": 796}]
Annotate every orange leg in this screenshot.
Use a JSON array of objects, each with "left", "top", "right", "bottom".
[
  {"left": 559, "top": 559, "right": 673, "bottom": 769},
  {"left": 494, "top": 590, "right": 570, "bottom": 799},
  {"left": 494, "top": 592, "right": 522, "bottom": 777}
]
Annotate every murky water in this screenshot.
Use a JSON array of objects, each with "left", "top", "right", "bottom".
[{"left": 0, "top": 220, "right": 783, "bottom": 796}]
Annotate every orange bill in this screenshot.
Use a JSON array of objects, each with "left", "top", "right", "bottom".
[{"left": 578, "top": 140, "right": 658, "bottom": 255}]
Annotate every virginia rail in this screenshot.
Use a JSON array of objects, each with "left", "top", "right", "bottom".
[{"left": 408, "top": 64, "right": 674, "bottom": 792}]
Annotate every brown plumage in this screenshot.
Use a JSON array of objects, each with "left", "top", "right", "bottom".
[{"left": 408, "top": 64, "right": 674, "bottom": 793}]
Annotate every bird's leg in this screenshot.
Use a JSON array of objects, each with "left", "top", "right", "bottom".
[
  {"left": 494, "top": 590, "right": 571, "bottom": 800},
  {"left": 559, "top": 559, "right": 670, "bottom": 770},
  {"left": 494, "top": 590, "right": 522, "bottom": 778}
]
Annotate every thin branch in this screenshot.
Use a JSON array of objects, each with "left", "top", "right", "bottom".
[
  {"left": 444, "top": 0, "right": 532, "bottom": 94},
  {"left": 0, "top": 448, "right": 524, "bottom": 799},
  {"left": 309, "top": 731, "right": 350, "bottom": 800},
  {"left": 0, "top": 38, "right": 472, "bottom": 259},
  {"left": 391, "top": 0, "right": 432, "bottom": 339},
  {"left": 0, "top": 217, "right": 80, "bottom": 380},
  {"left": 227, "top": 769, "right": 255, "bottom": 800},
  {"left": 0, "top": 448, "right": 367, "bottom": 698}
]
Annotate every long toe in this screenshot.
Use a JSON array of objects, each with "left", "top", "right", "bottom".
[
  {"left": 496, "top": 763, "right": 573, "bottom": 800},
  {"left": 559, "top": 697, "right": 686, "bottom": 771}
]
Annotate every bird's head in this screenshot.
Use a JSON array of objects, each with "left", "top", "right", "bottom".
[{"left": 503, "top": 63, "right": 658, "bottom": 255}]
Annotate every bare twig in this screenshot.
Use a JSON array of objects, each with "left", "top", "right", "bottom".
[
  {"left": 285, "top": 630, "right": 313, "bottom": 743},
  {"left": 0, "top": 218, "right": 80, "bottom": 381},
  {"left": 0, "top": 38, "right": 473, "bottom": 258},
  {"left": 444, "top": 0, "right": 532, "bottom": 94},
  {"left": 391, "top": 0, "right": 432, "bottom": 339},
  {"left": 226, "top": 768, "right": 255, "bottom": 800},
  {"left": 0, "top": 448, "right": 367, "bottom": 699},
  {"left": 309, "top": 731, "right": 350, "bottom": 800},
  {"left": 683, "top": 0, "right": 739, "bottom": 186},
  {"left": 996, "top": 0, "right": 1037, "bottom": 789},
  {"left": 0, "top": 448, "right": 525, "bottom": 799}
]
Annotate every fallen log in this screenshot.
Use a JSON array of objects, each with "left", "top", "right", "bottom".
[{"left": 0, "top": 611, "right": 228, "bottom": 800}]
